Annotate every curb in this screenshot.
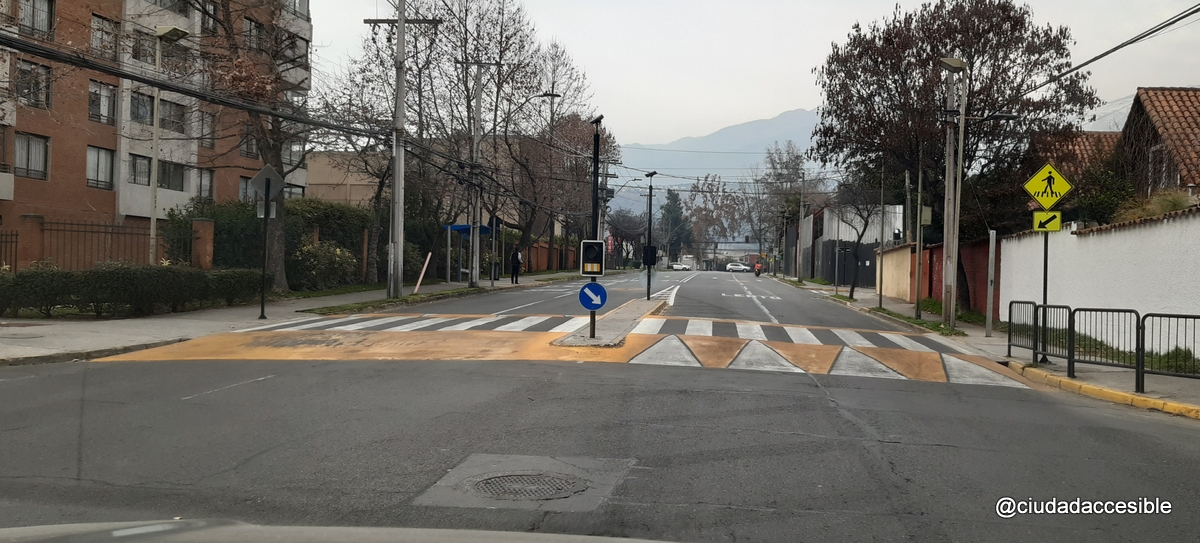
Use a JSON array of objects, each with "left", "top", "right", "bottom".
[
  {"left": 552, "top": 299, "right": 665, "bottom": 348},
  {"left": 1008, "top": 361, "right": 1200, "bottom": 421},
  {"left": 821, "top": 295, "right": 933, "bottom": 335},
  {"left": 0, "top": 338, "right": 190, "bottom": 367}
]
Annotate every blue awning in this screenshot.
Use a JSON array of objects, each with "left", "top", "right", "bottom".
[{"left": 442, "top": 224, "right": 492, "bottom": 235}]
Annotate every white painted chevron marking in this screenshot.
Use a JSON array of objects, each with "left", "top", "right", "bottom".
[
  {"left": 943, "top": 354, "right": 1028, "bottom": 388},
  {"left": 830, "top": 349, "right": 906, "bottom": 379},
  {"left": 629, "top": 335, "right": 701, "bottom": 366}
]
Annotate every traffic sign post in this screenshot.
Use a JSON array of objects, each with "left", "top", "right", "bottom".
[
  {"left": 579, "top": 282, "right": 607, "bottom": 339},
  {"left": 249, "top": 165, "right": 284, "bottom": 320},
  {"left": 1023, "top": 163, "right": 1072, "bottom": 364}
]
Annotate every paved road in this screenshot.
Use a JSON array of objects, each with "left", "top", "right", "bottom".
[{"left": 2, "top": 358, "right": 1198, "bottom": 542}]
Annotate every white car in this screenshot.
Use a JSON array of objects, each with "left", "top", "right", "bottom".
[
  {"left": 669, "top": 262, "right": 691, "bottom": 271},
  {"left": 726, "top": 262, "right": 751, "bottom": 272}
]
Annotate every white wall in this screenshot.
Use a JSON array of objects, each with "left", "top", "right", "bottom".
[{"left": 999, "top": 212, "right": 1200, "bottom": 321}]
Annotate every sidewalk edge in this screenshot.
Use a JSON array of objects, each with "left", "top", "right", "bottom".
[
  {"left": 819, "top": 294, "right": 932, "bottom": 335},
  {"left": 1008, "top": 362, "right": 1200, "bottom": 421},
  {"left": 0, "top": 338, "right": 190, "bottom": 367},
  {"left": 552, "top": 299, "right": 666, "bottom": 348},
  {"left": 304, "top": 276, "right": 596, "bottom": 315}
]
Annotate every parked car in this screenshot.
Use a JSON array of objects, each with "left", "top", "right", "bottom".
[
  {"left": 726, "top": 262, "right": 751, "bottom": 272},
  {"left": 669, "top": 262, "right": 691, "bottom": 271}
]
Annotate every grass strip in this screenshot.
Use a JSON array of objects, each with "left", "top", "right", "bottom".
[
  {"left": 870, "top": 307, "right": 967, "bottom": 336},
  {"left": 301, "top": 287, "right": 485, "bottom": 315}
]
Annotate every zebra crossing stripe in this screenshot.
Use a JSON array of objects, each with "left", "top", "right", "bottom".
[
  {"left": 882, "top": 333, "right": 935, "bottom": 352},
  {"left": 495, "top": 316, "right": 551, "bottom": 331},
  {"left": 784, "top": 327, "right": 821, "bottom": 344},
  {"left": 926, "top": 335, "right": 974, "bottom": 354},
  {"left": 383, "top": 317, "right": 455, "bottom": 332},
  {"left": 735, "top": 323, "right": 767, "bottom": 341},
  {"left": 684, "top": 319, "right": 713, "bottom": 336},
  {"left": 279, "top": 318, "right": 358, "bottom": 331},
  {"left": 630, "top": 318, "right": 666, "bottom": 335},
  {"left": 549, "top": 317, "right": 589, "bottom": 333},
  {"left": 328, "top": 315, "right": 412, "bottom": 331},
  {"left": 832, "top": 329, "right": 874, "bottom": 347},
  {"left": 440, "top": 316, "right": 503, "bottom": 331},
  {"left": 237, "top": 317, "right": 325, "bottom": 333}
]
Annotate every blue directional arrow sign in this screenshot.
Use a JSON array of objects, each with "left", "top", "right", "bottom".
[{"left": 579, "top": 283, "right": 608, "bottom": 311}]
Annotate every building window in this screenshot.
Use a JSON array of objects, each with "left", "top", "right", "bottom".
[
  {"left": 86, "top": 146, "right": 115, "bottom": 190},
  {"left": 162, "top": 41, "right": 191, "bottom": 74},
  {"left": 201, "top": 1, "right": 218, "bottom": 35},
  {"left": 16, "top": 61, "right": 51, "bottom": 109},
  {"left": 129, "top": 154, "right": 151, "bottom": 185},
  {"left": 158, "top": 160, "right": 186, "bottom": 192},
  {"left": 282, "top": 139, "right": 304, "bottom": 167},
  {"left": 88, "top": 81, "right": 117, "bottom": 125},
  {"left": 243, "top": 18, "right": 263, "bottom": 51},
  {"left": 159, "top": 100, "right": 186, "bottom": 134},
  {"left": 18, "top": 0, "right": 54, "bottom": 40},
  {"left": 285, "top": 0, "right": 310, "bottom": 21},
  {"left": 283, "top": 184, "right": 305, "bottom": 199},
  {"left": 131, "top": 92, "right": 154, "bottom": 125},
  {"left": 91, "top": 15, "right": 118, "bottom": 61},
  {"left": 198, "top": 169, "right": 215, "bottom": 199},
  {"left": 131, "top": 31, "right": 156, "bottom": 64},
  {"left": 280, "top": 34, "right": 309, "bottom": 71},
  {"left": 240, "top": 125, "right": 258, "bottom": 158},
  {"left": 152, "top": 0, "right": 189, "bottom": 17},
  {"left": 14, "top": 133, "right": 49, "bottom": 180},
  {"left": 199, "top": 111, "right": 216, "bottom": 148},
  {"left": 239, "top": 176, "right": 254, "bottom": 201}
]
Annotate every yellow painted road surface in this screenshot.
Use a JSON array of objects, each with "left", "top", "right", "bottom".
[{"left": 100, "top": 315, "right": 1033, "bottom": 388}]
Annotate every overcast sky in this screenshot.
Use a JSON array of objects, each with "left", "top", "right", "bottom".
[{"left": 311, "top": 0, "right": 1200, "bottom": 145}]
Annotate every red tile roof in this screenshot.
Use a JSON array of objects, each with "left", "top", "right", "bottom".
[{"left": 1134, "top": 87, "right": 1200, "bottom": 186}]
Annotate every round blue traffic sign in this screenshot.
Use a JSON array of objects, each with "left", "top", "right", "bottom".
[{"left": 579, "top": 283, "right": 608, "bottom": 311}]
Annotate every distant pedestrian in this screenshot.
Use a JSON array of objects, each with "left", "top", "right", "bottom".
[{"left": 510, "top": 247, "right": 523, "bottom": 284}]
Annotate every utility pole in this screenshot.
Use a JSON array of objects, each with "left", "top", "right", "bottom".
[
  {"left": 645, "top": 171, "right": 657, "bottom": 300},
  {"left": 879, "top": 160, "right": 885, "bottom": 309},
  {"left": 942, "top": 77, "right": 958, "bottom": 327},
  {"left": 905, "top": 170, "right": 912, "bottom": 243},
  {"left": 590, "top": 116, "right": 603, "bottom": 240},
  {"left": 915, "top": 150, "right": 925, "bottom": 319},
  {"left": 364, "top": 9, "right": 441, "bottom": 299},
  {"left": 469, "top": 63, "right": 484, "bottom": 288}
]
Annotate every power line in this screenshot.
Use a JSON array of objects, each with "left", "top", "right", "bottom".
[{"left": 620, "top": 146, "right": 767, "bottom": 155}]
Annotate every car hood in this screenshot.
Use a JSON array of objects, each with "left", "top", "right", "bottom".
[{"left": 0, "top": 520, "right": 675, "bottom": 543}]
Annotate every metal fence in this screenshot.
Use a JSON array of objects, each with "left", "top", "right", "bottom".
[
  {"left": 1007, "top": 301, "right": 1037, "bottom": 355},
  {"left": 1034, "top": 305, "right": 1072, "bottom": 362},
  {"left": 0, "top": 230, "right": 17, "bottom": 271},
  {"left": 42, "top": 221, "right": 154, "bottom": 270},
  {"left": 1068, "top": 308, "right": 1141, "bottom": 378},
  {"left": 1008, "top": 302, "right": 1200, "bottom": 393}
]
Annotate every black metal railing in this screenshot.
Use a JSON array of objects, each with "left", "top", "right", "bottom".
[
  {"left": 1008, "top": 300, "right": 1037, "bottom": 356},
  {"left": 0, "top": 230, "right": 17, "bottom": 271},
  {"left": 1008, "top": 303, "right": 1200, "bottom": 393},
  {"left": 1034, "top": 304, "right": 1071, "bottom": 364},
  {"left": 1068, "top": 308, "right": 1141, "bottom": 378},
  {"left": 42, "top": 221, "right": 153, "bottom": 270}
]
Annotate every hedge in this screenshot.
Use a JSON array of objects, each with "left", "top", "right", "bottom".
[{"left": 0, "top": 264, "right": 268, "bottom": 318}]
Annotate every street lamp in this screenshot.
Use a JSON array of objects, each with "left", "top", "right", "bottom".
[
  {"left": 147, "top": 25, "right": 190, "bottom": 264},
  {"left": 645, "top": 171, "right": 657, "bottom": 300}
]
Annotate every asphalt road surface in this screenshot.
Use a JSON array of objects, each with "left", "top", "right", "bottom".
[{"left": 2, "top": 272, "right": 1197, "bottom": 542}]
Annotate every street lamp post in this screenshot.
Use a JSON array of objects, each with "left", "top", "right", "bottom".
[
  {"left": 645, "top": 171, "right": 657, "bottom": 301},
  {"left": 148, "top": 25, "right": 189, "bottom": 264}
]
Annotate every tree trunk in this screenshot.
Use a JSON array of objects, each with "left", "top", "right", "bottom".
[{"left": 267, "top": 191, "right": 288, "bottom": 291}]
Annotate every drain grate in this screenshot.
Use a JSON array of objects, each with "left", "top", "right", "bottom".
[{"left": 466, "top": 472, "right": 586, "bottom": 501}]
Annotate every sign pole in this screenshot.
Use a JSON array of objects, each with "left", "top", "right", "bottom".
[
  {"left": 259, "top": 178, "right": 271, "bottom": 320},
  {"left": 1040, "top": 230, "right": 1049, "bottom": 363},
  {"left": 590, "top": 276, "right": 597, "bottom": 339}
]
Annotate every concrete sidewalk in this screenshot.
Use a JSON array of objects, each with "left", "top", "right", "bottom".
[
  {"left": 0, "top": 270, "right": 594, "bottom": 365},
  {"left": 808, "top": 280, "right": 1200, "bottom": 420}
]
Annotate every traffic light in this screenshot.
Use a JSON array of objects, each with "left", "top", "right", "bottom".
[
  {"left": 642, "top": 245, "right": 657, "bottom": 267},
  {"left": 581, "top": 240, "right": 605, "bottom": 276}
]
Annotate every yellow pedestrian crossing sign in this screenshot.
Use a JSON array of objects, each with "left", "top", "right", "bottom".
[
  {"left": 1023, "top": 163, "right": 1073, "bottom": 210},
  {"left": 1033, "top": 211, "right": 1062, "bottom": 232}
]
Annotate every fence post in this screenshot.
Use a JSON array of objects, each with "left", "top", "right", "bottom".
[
  {"left": 191, "top": 218, "right": 214, "bottom": 270},
  {"left": 1136, "top": 316, "right": 1146, "bottom": 394},
  {"left": 1067, "top": 309, "right": 1076, "bottom": 378},
  {"left": 361, "top": 228, "right": 369, "bottom": 282},
  {"left": 1032, "top": 304, "right": 1040, "bottom": 367},
  {"left": 16, "top": 214, "right": 45, "bottom": 269},
  {"left": 312, "top": 225, "right": 320, "bottom": 244}
]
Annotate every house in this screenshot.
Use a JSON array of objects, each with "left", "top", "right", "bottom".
[
  {"left": 1117, "top": 87, "right": 1200, "bottom": 196},
  {"left": 0, "top": 0, "right": 312, "bottom": 270}
]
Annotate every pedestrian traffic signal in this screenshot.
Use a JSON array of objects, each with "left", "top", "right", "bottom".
[
  {"left": 581, "top": 240, "right": 605, "bottom": 276},
  {"left": 642, "top": 245, "right": 657, "bottom": 267}
]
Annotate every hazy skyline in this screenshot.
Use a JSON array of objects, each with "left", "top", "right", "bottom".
[{"left": 311, "top": 0, "right": 1200, "bottom": 146}]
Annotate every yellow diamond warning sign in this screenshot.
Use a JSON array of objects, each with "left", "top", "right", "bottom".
[
  {"left": 1023, "top": 163, "right": 1073, "bottom": 210},
  {"left": 1033, "top": 211, "right": 1062, "bottom": 232}
]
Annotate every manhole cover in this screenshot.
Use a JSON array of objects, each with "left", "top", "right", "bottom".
[{"left": 464, "top": 472, "right": 587, "bottom": 501}]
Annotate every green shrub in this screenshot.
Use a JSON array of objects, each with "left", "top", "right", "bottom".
[
  {"left": 13, "top": 267, "right": 78, "bottom": 317},
  {"left": 77, "top": 262, "right": 134, "bottom": 317},
  {"left": 288, "top": 241, "right": 359, "bottom": 291},
  {"left": 208, "top": 268, "right": 267, "bottom": 306},
  {"left": 919, "top": 297, "right": 943, "bottom": 315},
  {"left": 160, "top": 265, "right": 209, "bottom": 312},
  {"left": 0, "top": 271, "right": 13, "bottom": 316}
]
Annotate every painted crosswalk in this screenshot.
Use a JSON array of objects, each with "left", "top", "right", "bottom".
[{"left": 240, "top": 314, "right": 592, "bottom": 334}]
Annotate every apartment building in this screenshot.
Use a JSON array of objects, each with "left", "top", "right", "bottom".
[{"left": 0, "top": 0, "right": 311, "bottom": 237}]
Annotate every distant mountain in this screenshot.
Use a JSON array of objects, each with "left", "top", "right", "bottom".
[{"left": 610, "top": 108, "right": 819, "bottom": 211}]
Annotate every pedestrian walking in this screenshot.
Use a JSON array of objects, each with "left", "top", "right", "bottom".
[{"left": 510, "top": 247, "right": 523, "bottom": 284}]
